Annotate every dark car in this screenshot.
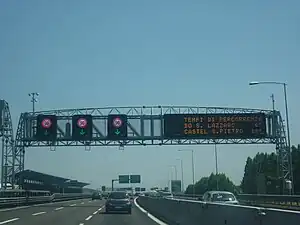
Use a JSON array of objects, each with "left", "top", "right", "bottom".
[
  {"left": 92, "top": 192, "right": 102, "bottom": 200},
  {"left": 105, "top": 191, "right": 132, "bottom": 214},
  {"left": 102, "top": 192, "right": 110, "bottom": 199}
]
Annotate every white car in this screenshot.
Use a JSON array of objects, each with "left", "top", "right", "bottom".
[
  {"left": 158, "top": 191, "right": 174, "bottom": 199},
  {"left": 202, "top": 191, "right": 239, "bottom": 205}
]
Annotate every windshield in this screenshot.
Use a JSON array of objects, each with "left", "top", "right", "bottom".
[
  {"left": 1, "top": 1, "right": 297, "bottom": 225},
  {"left": 109, "top": 192, "right": 128, "bottom": 199},
  {"left": 212, "top": 193, "right": 236, "bottom": 202}
]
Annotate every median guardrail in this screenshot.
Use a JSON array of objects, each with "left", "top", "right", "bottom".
[
  {"left": 0, "top": 192, "right": 91, "bottom": 208},
  {"left": 172, "top": 193, "right": 300, "bottom": 210},
  {"left": 137, "top": 196, "right": 300, "bottom": 225}
]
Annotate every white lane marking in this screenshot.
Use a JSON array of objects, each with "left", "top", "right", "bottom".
[
  {"left": 32, "top": 211, "right": 46, "bottom": 216},
  {"left": 33, "top": 198, "right": 87, "bottom": 207},
  {"left": 0, "top": 218, "right": 20, "bottom": 224},
  {"left": 81, "top": 202, "right": 84, "bottom": 204},
  {"left": 134, "top": 198, "right": 168, "bottom": 225},
  {"left": 85, "top": 215, "right": 92, "bottom": 221},
  {"left": 79, "top": 223, "right": 84, "bottom": 225},
  {"left": 98, "top": 206, "right": 103, "bottom": 211},
  {"left": 88, "top": 201, "right": 92, "bottom": 203},
  {"left": 0, "top": 198, "right": 89, "bottom": 212},
  {"left": 55, "top": 207, "right": 64, "bottom": 211},
  {"left": 70, "top": 204, "right": 77, "bottom": 206},
  {"left": 0, "top": 206, "right": 30, "bottom": 212},
  {"left": 93, "top": 211, "right": 98, "bottom": 215}
]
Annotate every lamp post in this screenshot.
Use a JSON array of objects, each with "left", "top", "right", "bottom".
[
  {"left": 214, "top": 143, "right": 219, "bottom": 190},
  {"left": 28, "top": 92, "right": 39, "bottom": 113},
  {"left": 249, "top": 81, "right": 293, "bottom": 193},
  {"left": 176, "top": 158, "right": 184, "bottom": 192},
  {"left": 169, "top": 165, "right": 178, "bottom": 180},
  {"left": 178, "top": 149, "right": 195, "bottom": 196}
]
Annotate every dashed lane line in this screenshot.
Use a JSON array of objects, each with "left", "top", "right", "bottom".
[
  {"left": 32, "top": 211, "right": 46, "bottom": 216},
  {"left": 0, "top": 218, "right": 20, "bottom": 225},
  {"left": 85, "top": 215, "right": 93, "bottom": 221},
  {"left": 70, "top": 204, "right": 77, "bottom": 206},
  {"left": 54, "top": 207, "right": 64, "bottom": 211},
  {"left": 0, "top": 206, "right": 30, "bottom": 212},
  {"left": 0, "top": 199, "right": 89, "bottom": 212}
]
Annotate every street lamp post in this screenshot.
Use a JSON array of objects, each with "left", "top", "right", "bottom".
[
  {"left": 177, "top": 158, "right": 184, "bottom": 192},
  {"left": 214, "top": 143, "right": 219, "bottom": 190},
  {"left": 178, "top": 149, "right": 195, "bottom": 196},
  {"left": 28, "top": 92, "right": 39, "bottom": 113},
  {"left": 249, "top": 81, "right": 293, "bottom": 194},
  {"left": 169, "top": 165, "right": 178, "bottom": 180}
]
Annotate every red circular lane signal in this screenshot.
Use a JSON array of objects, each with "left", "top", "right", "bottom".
[
  {"left": 112, "top": 117, "right": 123, "bottom": 128},
  {"left": 41, "top": 118, "right": 52, "bottom": 129},
  {"left": 77, "top": 118, "right": 88, "bottom": 128}
]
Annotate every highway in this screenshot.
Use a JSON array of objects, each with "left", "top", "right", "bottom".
[{"left": 0, "top": 198, "right": 163, "bottom": 225}]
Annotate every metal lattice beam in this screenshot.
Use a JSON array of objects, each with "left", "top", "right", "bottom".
[
  {"left": 12, "top": 106, "right": 289, "bottom": 188},
  {"left": 0, "top": 100, "right": 14, "bottom": 189}
]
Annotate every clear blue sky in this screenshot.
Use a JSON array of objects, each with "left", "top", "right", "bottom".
[{"left": 1, "top": 0, "right": 299, "bottom": 189}]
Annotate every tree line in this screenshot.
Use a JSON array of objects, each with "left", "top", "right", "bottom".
[
  {"left": 185, "top": 144, "right": 300, "bottom": 195},
  {"left": 241, "top": 144, "right": 300, "bottom": 195}
]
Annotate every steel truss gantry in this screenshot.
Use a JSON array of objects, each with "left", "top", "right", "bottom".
[
  {"left": 9, "top": 106, "right": 290, "bottom": 188},
  {"left": 0, "top": 100, "right": 14, "bottom": 189}
]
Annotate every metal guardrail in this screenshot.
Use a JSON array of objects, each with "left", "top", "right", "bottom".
[
  {"left": 137, "top": 196, "right": 300, "bottom": 225},
  {"left": 172, "top": 193, "right": 300, "bottom": 210},
  {"left": 0, "top": 193, "right": 91, "bottom": 208}
]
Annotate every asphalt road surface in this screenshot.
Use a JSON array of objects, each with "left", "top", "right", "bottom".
[{"left": 0, "top": 198, "right": 163, "bottom": 225}]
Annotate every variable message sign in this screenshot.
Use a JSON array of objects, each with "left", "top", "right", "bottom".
[
  {"left": 107, "top": 114, "right": 128, "bottom": 139},
  {"left": 36, "top": 115, "right": 58, "bottom": 141},
  {"left": 163, "top": 113, "right": 266, "bottom": 139},
  {"left": 72, "top": 115, "right": 93, "bottom": 140}
]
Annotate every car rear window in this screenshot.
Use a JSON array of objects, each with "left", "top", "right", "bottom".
[
  {"left": 212, "top": 193, "right": 236, "bottom": 201},
  {"left": 109, "top": 192, "right": 128, "bottom": 199}
]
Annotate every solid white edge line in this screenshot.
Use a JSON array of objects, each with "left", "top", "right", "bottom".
[
  {"left": 32, "top": 211, "right": 46, "bottom": 216},
  {"left": 0, "top": 218, "right": 20, "bottom": 225},
  {"left": 85, "top": 215, "right": 92, "bottom": 221},
  {"left": 134, "top": 198, "right": 168, "bottom": 225}
]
